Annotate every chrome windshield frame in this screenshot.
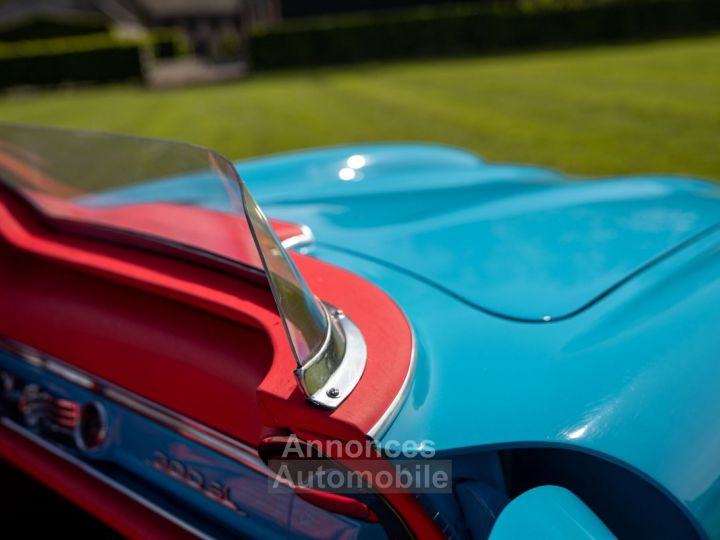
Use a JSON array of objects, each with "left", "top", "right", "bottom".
[
  {"left": 294, "top": 305, "right": 367, "bottom": 408},
  {"left": 237, "top": 180, "right": 366, "bottom": 407}
]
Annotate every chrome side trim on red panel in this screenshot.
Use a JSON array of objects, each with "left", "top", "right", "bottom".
[
  {"left": 366, "top": 322, "right": 416, "bottom": 441},
  {"left": 0, "top": 338, "right": 270, "bottom": 476},
  {"left": 280, "top": 224, "right": 315, "bottom": 251}
]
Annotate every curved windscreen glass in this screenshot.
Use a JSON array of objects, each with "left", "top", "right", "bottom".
[{"left": 0, "top": 122, "right": 328, "bottom": 368}]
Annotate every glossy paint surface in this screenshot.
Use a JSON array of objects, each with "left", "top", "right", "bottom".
[
  {"left": 238, "top": 144, "right": 720, "bottom": 321},
  {"left": 75, "top": 143, "right": 720, "bottom": 536},
  {"left": 488, "top": 486, "right": 615, "bottom": 540},
  {"left": 237, "top": 145, "right": 720, "bottom": 537},
  {"left": 100, "top": 143, "right": 720, "bottom": 322},
  {"left": 309, "top": 231, "right": 720, "bottom": 535}
]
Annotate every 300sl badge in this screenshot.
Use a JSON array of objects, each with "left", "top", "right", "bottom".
[{"left": 148, "top": 451, "right": 247, "bottom": 516}]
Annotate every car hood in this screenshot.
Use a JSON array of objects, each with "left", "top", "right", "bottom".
[{"left": 238, "top": 144, "right": 720, "bottom": 321}]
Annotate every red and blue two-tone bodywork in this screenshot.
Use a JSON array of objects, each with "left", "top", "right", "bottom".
[{"left": 0, "top": 123, "right": 719, "bottom": 539}]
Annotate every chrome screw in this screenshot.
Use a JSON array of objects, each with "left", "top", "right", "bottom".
[{"left": 326, "top": 387, "right": 340, "bottom": 399}]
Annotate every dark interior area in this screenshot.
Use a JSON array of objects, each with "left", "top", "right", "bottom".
[
  {"left": 0, "top": 459, "right": 120, "bottom": 536},
  {"left": 502, "top": 448, "right": 700, "bottom": 539}
]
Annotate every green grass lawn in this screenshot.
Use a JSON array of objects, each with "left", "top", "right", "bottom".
[{"left": 1, "top": 34, "right": 719, "bottom": 179}]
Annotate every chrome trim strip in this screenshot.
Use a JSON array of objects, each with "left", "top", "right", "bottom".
[
  {"left": 366, "top": 322, "right": 417, "bottom": 441},
  {"left": 0, "top": 417, "right": 217, "bottom": 540},
  {"left": 103, "top": 388, "right": 267, "bottom": 475},
  {"left": 46, "top": 360, "right": 95, "bottom": 389},
  {"left": 0, "top": 338, "right": 271, "bottom": 478},
  {"left": 280, "top": 224, "right": 315, "bottom": 251}
]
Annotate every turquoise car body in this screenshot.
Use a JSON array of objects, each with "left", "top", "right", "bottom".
[
  {"left": 58, "top": 142, "right": 720, "bottom": 538},
  {"left": 237, "top": 144, "right": 720, "bottom": 538}
]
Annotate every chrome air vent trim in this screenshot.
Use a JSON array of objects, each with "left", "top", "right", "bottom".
[{"left": 0, "top": 338, "right": 269, "bottom": 475}]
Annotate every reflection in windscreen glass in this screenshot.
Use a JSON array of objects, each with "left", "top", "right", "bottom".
[
  {"left": 241, "top": 184, "right": 328, "bottom": 363},
  {"left": 0, "top": 122, "right": 328, "bottom": 370}
]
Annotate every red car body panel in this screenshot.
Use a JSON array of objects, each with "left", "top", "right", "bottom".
[{"left": 0, "top": 186, "right": 441, "bottom": 538}]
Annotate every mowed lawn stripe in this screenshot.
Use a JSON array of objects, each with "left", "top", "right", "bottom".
[{"left": 0, "top": 34, "right": 718, "bottom": 179}]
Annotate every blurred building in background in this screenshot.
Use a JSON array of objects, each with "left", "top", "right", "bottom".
[
  {"left": 120, "top": 0, "right": 281, "bottom": 58},
  {"left": 0, "top": 0, "right": 281, "bottom": 58}
]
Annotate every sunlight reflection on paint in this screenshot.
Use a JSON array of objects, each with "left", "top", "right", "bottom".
[
  {"left": 347, "top": 155, "right": 366, "bottom": 169},
  {"left": 566, "top": 425, "right": 589, "bottom": 440},
  {"left": 338, "top": 155, "right": 367, "bottom": 181},
  {"left": 338, "top": 167, "right": 357, "bottom": 181}
]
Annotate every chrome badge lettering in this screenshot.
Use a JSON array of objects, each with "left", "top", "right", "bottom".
[{"left": 148, "top": 451, "right": 247, "bottom": 516}]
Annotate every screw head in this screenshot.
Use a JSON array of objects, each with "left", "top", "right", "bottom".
[
  {"left": 332, "top": 308, "right": 345, "bottom": 319},
  {"left": 326, "top": 387, "right": 340, "bottom": 399}
]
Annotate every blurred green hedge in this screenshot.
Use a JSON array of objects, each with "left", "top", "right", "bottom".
[
  {"left": 0, "top": 14, "right": 109, "bottom": 42},
  {"left": 250, "top": 0, "right": 720, "bottom": 69},
  {"left": 0, "top": 30, "right": 189, "bottom": 89},
  {"left": 0, "top": 34, "right": 142, "bottom": 88}
]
